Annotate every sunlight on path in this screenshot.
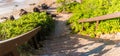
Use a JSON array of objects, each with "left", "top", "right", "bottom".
[
  {"left": 52, "top": 13, "right": 71, "bottom": 37},
  {"left": 32, "top": 0, "right": 120, "bottom": 56}
]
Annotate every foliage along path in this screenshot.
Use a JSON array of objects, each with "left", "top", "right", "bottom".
[{"left": 33, "top": 1, "right": 120, "bottom": 56}]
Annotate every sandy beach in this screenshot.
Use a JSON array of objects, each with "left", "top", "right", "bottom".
[{"left": 0, "top": 0, "right": 56, "bottom": 22}]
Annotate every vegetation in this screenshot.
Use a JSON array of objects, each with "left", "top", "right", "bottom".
[
  {"left": 0, "top": 12, "right": 54, "bottom": 40},
  {"left": 57, "top": 0, "right": 79, "bottom": 13},
  {"left": 58, "top": 0, "right": 120, "bottom": 37},
  {"left": 57, "top": 2, "right": 80, "bottom": 13}
]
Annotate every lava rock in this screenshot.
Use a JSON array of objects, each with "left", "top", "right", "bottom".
[
  {"left": 9, "top": 15, "right": 15, "bottom": 20},
  {"left": 19, "top": 9, "right": 28, "bottom": 16},
  {"left": 33, "top": 7, "right": 40, "bottom": 13},
  {"left": 41, "top": 3, "right": 49, "bottom": 9}
]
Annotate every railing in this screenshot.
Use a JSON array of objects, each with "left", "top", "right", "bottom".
[
  {"left": 78, "top": 12, "right": 120, "bottom": 29},
  {"left": 0, "top": 26, "right": 41, "bottom": 56}
]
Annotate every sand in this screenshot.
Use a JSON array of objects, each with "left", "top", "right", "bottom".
[{"left": 0, "top": 0, "right": 56, "bottom": 22}]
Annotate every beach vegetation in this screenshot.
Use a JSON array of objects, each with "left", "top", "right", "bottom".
[
  {"left": 58, "top": 0, "right": 120, "bottom": 38},
  {"left": 0, "top": 12, "right": 54, "bottom": 40}
]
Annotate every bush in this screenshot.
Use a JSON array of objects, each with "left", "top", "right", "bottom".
[
  {"left": 57, "top": 2, "right": 80, "bottom": 13},
  {"left": 0, "top": 12, "right": 54, "bottom": 40},
  {"left": 67, "top": 0, "right": 120, "bottom": 38}
]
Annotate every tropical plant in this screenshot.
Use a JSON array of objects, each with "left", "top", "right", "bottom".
[
  {"left": 0, "top": 12, "right": 54, "bottom": 40},
  {"left": 67, "top": 0, "right": 120, "bottom": 38}
]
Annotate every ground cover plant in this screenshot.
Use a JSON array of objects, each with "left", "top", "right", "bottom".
[
  {"left": 57, "top": 0, "right": 120, "bottom": 37},
  {"left": 0, "top": 12, "right": 54, "bottom": 40}
]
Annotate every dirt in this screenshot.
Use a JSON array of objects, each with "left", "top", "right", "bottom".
[
  {"left": 31, "top": 1, "right": 119, "bottom": 56},
  {"left": 1, "top": 0, "right": 117, "bottom": 56}
]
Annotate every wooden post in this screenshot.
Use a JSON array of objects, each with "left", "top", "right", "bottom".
[
  {"left": 82, "top": 22, "right": 84, "bottom": 31},
  {"left": 96, "top": 21, "right": 99, "bottom": 30}
]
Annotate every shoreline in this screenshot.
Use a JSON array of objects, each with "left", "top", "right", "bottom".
[
  {"left": 0, "top": 0, "right": 57, "bottom": 22},
  {"left": 0, "top": 0, "right": 43, "bottom": 22}
]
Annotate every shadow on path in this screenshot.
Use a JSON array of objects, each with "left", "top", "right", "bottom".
[
  {"left": 36, "top": 12, "right": 116, "bottom": 56},
  {"left": 33, "top": 2, "right": 117, "bottom": 55}
]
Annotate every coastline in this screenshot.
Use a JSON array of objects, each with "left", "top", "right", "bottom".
[{"left": 0, "top": 0, "right": 48, "bottom": 22}]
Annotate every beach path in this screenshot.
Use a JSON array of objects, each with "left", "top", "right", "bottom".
[
  {"left": 30, "top": 0, "right": 120, "bottom": 56},
  {"left": 0, "top": 0, "right": 118, "bottom": 56}
]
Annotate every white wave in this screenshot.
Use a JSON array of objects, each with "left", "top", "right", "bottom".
[{"left": 13, "top": 0, "right": 25, "bottom": 2}]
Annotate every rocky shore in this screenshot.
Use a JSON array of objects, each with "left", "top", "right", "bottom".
[{"left": 0, "top": 0, "right": 41, "bottom": 22}]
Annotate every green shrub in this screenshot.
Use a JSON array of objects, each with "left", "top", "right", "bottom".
[
  {"left": 57, "top": 2, "right": 80, "bottom": 13},
  {"left": 0, "top": 12, "right": 54, "bottom": 40},
  {"left": 67, "top": 0, "right": 120, "bottom": 38},
  {"left": 57, "top": 6, "right": 64, "bottom": 13}
]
